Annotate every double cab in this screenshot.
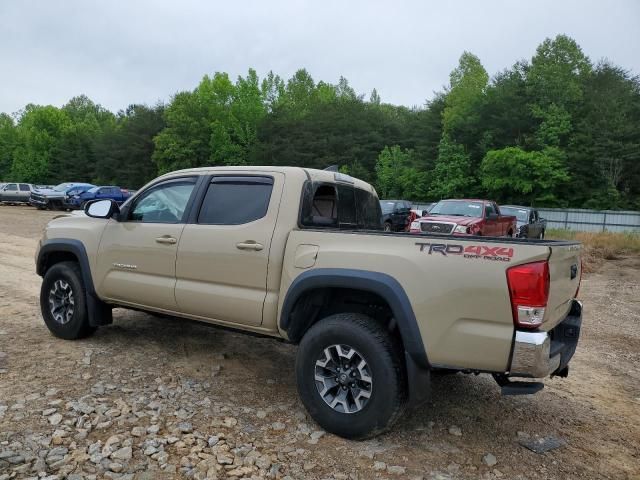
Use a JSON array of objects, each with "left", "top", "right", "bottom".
[
  {"left": 410, "top": 199, "right": 517, "bottom": 237},
  {"left": 35, "top": 167, "right": 582, "bottom": 439}
]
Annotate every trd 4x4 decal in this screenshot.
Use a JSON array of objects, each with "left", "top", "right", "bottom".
[{"left": 415, "top": 242, "right": 514, "bottom": 262}]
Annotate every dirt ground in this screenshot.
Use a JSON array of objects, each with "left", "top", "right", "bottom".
[{"left": 0, "top": 205, "right": 638, "bottom": 480}]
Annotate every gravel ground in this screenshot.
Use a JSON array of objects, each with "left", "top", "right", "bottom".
[{"left": 0, "top": 205, "right": 639, "bottom": 480}]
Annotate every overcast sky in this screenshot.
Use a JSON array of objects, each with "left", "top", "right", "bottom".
[{"left": 1, "top": 0, "right": 639, "bottom": 114}]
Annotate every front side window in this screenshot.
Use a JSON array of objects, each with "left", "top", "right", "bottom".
[
  {"left": 129, "top": 177, "right": 196, "bottom": 223},
  {"left": 5, "top": 184, "right": 17, "bottom": 191},
  {"left": 485, "top": 203, "right": 496, "bottom": 217},
  {"left": 198, "top": 176, "right": 273, "bottom": 225}
]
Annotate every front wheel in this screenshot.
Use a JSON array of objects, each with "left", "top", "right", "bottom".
[
  {"left": 296, "top": 313, "right": 407, "bottom": 439},
  {"left": 383, "top": 222, "right": 392, "bottom": 232},
  {"left": 40, "top": 262, "right": 96, "bottom": 339}
]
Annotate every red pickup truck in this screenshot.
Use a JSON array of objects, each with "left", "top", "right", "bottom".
[{"left": 409, "top": 199, "right": 517, "bottom": 237}]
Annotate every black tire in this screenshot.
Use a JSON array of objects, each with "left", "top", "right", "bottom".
[
  {"left": 40, "top": 261, "right": 96, "bottom": 340},
  {"left": 383, "top": 222, "right": 392, "bottom": 232},
  {"left": 296, "top": 313, "right": 407, "bottom": 439}
]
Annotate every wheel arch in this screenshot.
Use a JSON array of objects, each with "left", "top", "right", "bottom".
[
  {"left": 37, "top": 239, "right": 112, "bottom": 326},
  {"left": 280, "top": 268, "right": 429, "bottom": 370}
]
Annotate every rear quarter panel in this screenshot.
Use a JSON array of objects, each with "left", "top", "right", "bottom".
[{"left": 279, "top": 231, "right": 553, "bottom": 372}]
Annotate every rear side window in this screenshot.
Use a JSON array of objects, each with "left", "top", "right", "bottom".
[
  {"left": 337, "top": 185, "right": 357, "bottom": 226},
  {"left": 19, "top": 184, "right": 30, "bottom": 191},
  {"left": 198, "top": 176, "right": 273, "bottom": 225},
  {"left": 355, "top": 188, "right": 383, "bottom": 229}
]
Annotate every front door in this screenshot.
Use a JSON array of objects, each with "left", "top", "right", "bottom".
[
  {"left": 95, "top": 176, "right": 198, "bottom": 311},
  {"left": 175, "top": 173, "right": 284, "bottom": 326},
  {"left": 1, "top": 183, "right": 18, "bottom": 202}
]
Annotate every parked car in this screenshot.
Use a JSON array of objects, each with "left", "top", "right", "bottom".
[
  {"left": 380, "top": 199, "right": 413, "bottom": 231},
  {"left": 63, "top": 186, "right": 132, "bottom": 210},
  {"left": 410, "top": 199, "right": 517, "bottom": 237},
  {"left": 0, "top": 183, "right": 34, "bottom": 204},
  {"left": 501, "top": 205, "right": 547, "bottom": 239},
  {"left": 36, "top": 166, "right": 582, "bottom": 439},
  {"left": 30, "top": 183, "right": 96, "bottom": 210}
]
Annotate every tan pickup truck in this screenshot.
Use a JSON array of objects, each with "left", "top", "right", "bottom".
[{"left": 35, "top": 167, "right": 583, "bottom": 439}]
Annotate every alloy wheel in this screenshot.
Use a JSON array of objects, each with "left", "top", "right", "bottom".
[{"left": 314, "top": 344, "right": 373, "bottom": 414}]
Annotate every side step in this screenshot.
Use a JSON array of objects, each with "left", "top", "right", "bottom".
[{"left": 493, "top": 374, "right": 544, "bottom": 396}]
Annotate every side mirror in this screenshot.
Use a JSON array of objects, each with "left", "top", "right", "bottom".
[
  {"left": 422, "top": 210, "right": 429, "bottom": 217},
  {"left": 85, "top": 199, "right": 119, "bottom": 219}
]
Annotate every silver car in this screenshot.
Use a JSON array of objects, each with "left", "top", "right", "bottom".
[{"left": 0, "top": 183, "right": 34, "bottom": 204}]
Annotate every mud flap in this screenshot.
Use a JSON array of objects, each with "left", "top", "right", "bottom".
[{"left": 405, "top": 351, "right": 431, "bottom": 408}]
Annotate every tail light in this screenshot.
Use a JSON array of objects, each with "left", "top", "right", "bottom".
[{"left": 506, "top": 260, "right": 550, "bottom": 329}]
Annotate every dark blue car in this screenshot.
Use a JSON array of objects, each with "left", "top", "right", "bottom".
[{"left": 63, "top": 186, "right": 132, "bottom": 210}]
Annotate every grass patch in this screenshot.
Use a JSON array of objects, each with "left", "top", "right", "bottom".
[{"left": 546, "top": 229, "right": 640, "bottom": 272}]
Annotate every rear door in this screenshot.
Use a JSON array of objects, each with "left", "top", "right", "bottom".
[
  {"left": 18, "top": 184, "right": 31, "bottom": 202},
  {"left": 175, "top": 173, "right": 284, "bottom": 326},
  {"left": 544, "top": 244, "right": 582, "bottom": 330}
]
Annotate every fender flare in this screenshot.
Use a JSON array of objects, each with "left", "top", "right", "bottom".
[
  {"left": 280, "top": 268, "right": 429, "bottom": 369},
  {"left": 37, "top": 239, "right": 112, "bottom": 326}
]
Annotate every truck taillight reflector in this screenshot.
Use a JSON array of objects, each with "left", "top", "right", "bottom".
[{"left": 506, "top": 260, "right": 550, "bottom": 329}]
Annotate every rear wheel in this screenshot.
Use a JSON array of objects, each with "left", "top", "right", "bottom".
[
  {"left": 383, "top": 222, "right": 392, "bottom": 232},
  {"left": 296, "top": 313, "right": 406, "bottom": 439},
  {"left": 40, "top": 262, "right": 96, "bottom": 339}
]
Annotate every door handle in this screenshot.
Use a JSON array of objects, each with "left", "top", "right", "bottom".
[
  {"left": 155, "top": 236, "right": 177, "bottom": 245},
  {"left": 236, "top": 241, "right": 264, "bottom": 251}
]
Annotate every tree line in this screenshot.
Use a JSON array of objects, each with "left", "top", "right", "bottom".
[{"left": 0, "top": 34, "right": 638, "bottom": 209}]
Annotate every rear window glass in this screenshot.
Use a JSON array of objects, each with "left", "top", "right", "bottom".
[{"left": 198, "top": 177, "right": 273, "bottom": 225}]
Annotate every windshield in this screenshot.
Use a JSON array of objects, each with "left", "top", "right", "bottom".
[
  {"left": 429, "top": 200, "right": 483, "bottom": 218},
  {"left": 501, "top": 207, "right": 529, "bottom": 222},
  {"left": 53, "top": 183, "right": 73, "bottom": 192},
  {"left": 380, "top": 201, "right": 397, "bottom": 214}
]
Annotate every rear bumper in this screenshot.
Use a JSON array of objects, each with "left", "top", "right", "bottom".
[{"left": 509, "top": 300, "right": 582, "bottom": 378}]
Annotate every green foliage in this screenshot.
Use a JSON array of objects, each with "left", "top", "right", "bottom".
[
  {"left": 0, "top": 34, "right": 639, "bottom": 210},
  {"left": 374, "top": 146, "right": 427, "bottom": 199},
  {"left": 429, "top": 135, "right": 474, "bottom": 199},
  {"left": 0, "top": 113, "right": 16, "bottom": 180},
  {"left": 443, "top": 51, "right": 489, "bottom": 136},
  {"left": 480, "top": 146, "right": 569, "bottom": 205},
  {"left": 527, "top": 35, "right": 591, "bottom": 110}
]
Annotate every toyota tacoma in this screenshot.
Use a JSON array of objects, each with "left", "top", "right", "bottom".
[{"left": 35, "top": 167, "right": 583, "bottom": 439}]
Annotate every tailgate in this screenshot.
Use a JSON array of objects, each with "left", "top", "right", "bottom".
[{"left": 544, "top": 243, "right": 581, "bottom": 330}]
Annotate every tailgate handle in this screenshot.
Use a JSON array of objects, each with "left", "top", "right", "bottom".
[{"left": 570, "top": 264, "right": 578, "bottom": 279}]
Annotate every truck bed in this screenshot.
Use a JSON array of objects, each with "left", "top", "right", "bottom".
[{"left": 280, "top": 228, "right": 581, "bottom": 373}]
